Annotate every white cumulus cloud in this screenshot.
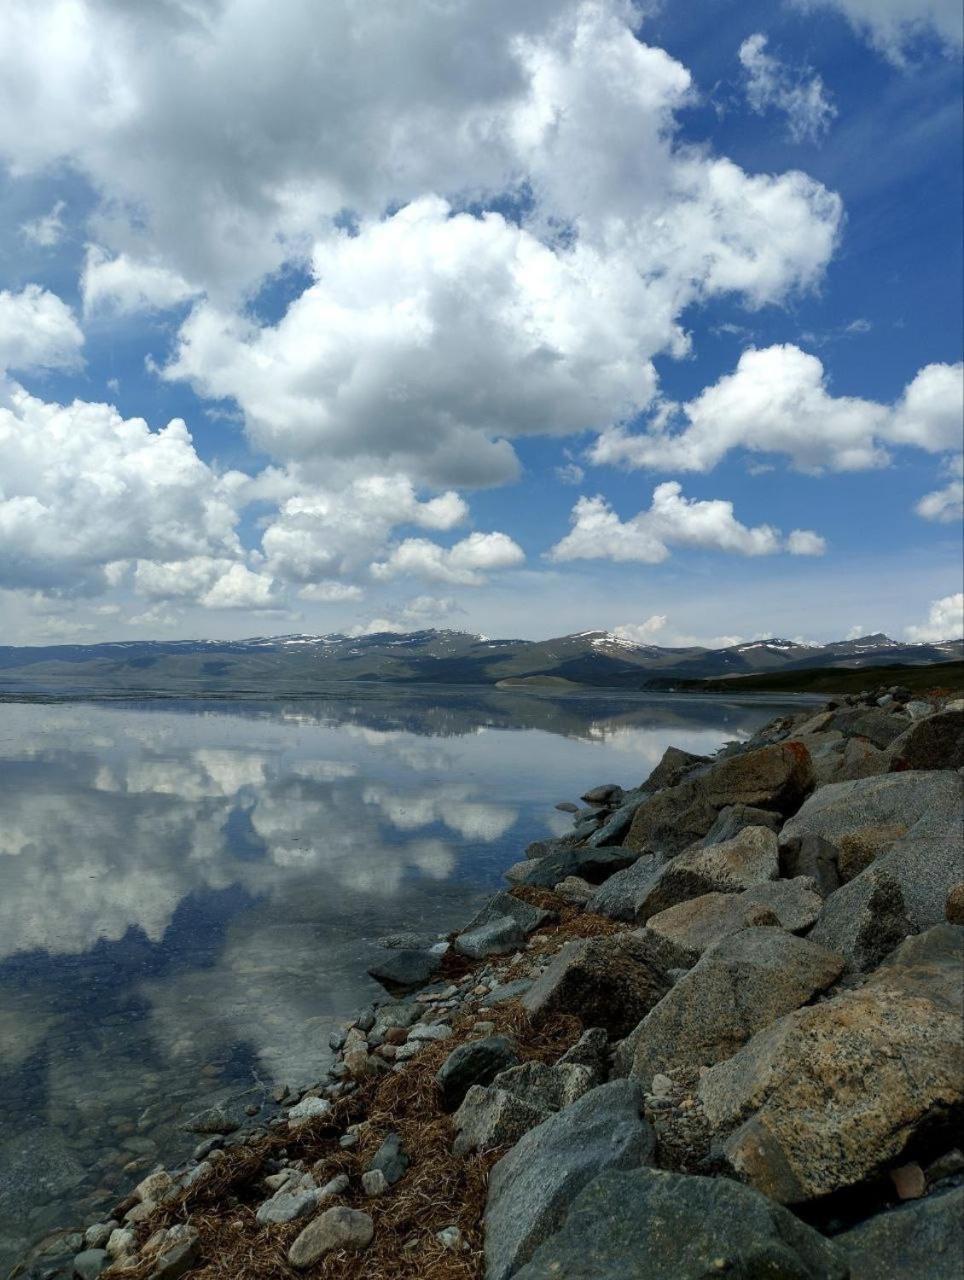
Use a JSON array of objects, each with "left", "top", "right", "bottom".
[
  {"left": 905, "top": 592, "right": 964, "bottom": 642},
  {"left": 81, "top": 246, "right": 199, "bottom": 316},
  {"left": 590, "top": 346, "right": 963, "bottom": 474},
  {"left": 549, "top": 483, "right": 823, "bottom": 563},
  {"left": 0, "top": 285, "right": 84, "bottom": 373},
  {"left": 372, "top": 531, "right": 525, "bottom": 585},
  {"left": 739, "top": 33, "right": 837, "bottom": 143},
  {"left": 20, "top": 199, "right": 66, "bottom": 248}
]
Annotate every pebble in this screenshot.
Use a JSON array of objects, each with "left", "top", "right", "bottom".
[
  {"left": 288, "top": 1207, "right": 374, "bottom": 1268},
  {"left": 650, "top": 1073, "right": 673, "bottom": 1097},
  {"left": 362, "top": 1169, "right": 388, "bottom": 1196},
  {"left": 437, "top": 1225, "right": 464, "bottom": 1250},
  {"left": 890, "top": 1162, "right": 925, "bottom": 1200},
  {"left": 408, "top": 1023, "right": 453, "bottom": 1043}
]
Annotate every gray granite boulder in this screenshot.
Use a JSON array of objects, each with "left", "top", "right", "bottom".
[
  {"left": 521, "top": 935, "right": 671, "bottom": 1038},
  {"left": 367, "top": 948, "right": 442, "bottom": 992},
  {"left": 698, "top": 925, "right": 964, "bottom": 1203},
  {"left": 888, "top": 708, "right": 964, "bottom": 771},
  {"left": 644, "top": 878, "right": 823, "bottom": 964},
  {"left": 455, "top": 916, "right": 525, "bottom": 959},
  {"left": 511, "top": 843, "right": 636, "bottom": 888},
  {"left": 483, "top": 1080, "right": 654, "bottom": 1280},
  {"left": 836, "top": 1186, "right": 964, "bottom": 1280},
  {"left": 625, "top": 927, "right": 843, "bottom": 1088},
  {"left": 779, "top": 770, "right": 959, "bottom": 852},
  {"left": 462, "top": 892, "right": 554, "bottom": 936},
  {"left": 436, "top": 1036, "right": 520, "bottom": 1112},
  {"left": 492, "top": 1061, "right": 596, "bottom": 1113},
  {"left": 512, "top": 1167, "right": 847, "bottom": 1280},
  {"left": 453, "top": 1085, "right": 548, "bottom": 1156},
  {"left": 808, "top": 866, "right": 913, "bottom": 971},
  {"left": 699, "top": 803, "right": 782, "bottom": 846},
  {"left": 625, "top": 743, "right": 814, "bottom": 856},
  {"left": 641, "top": 747, "right": 709, "bottom": 793}
]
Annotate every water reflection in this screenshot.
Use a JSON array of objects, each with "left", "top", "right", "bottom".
[{"left": 0, "top": 688, "right": 799, "bottom": 1269}]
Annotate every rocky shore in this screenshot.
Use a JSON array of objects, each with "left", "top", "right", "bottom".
[{"left": 20, "top": 686, "right": 964, "bottom": 1280}]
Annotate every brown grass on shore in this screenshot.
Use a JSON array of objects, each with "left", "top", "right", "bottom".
[{"left": 107, "top": 953, "right": 585, "bottom": 1280}]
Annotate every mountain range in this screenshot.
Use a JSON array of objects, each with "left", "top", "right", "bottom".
[{"left": 0, "top": 629, "right": 961, "bottom": 694}]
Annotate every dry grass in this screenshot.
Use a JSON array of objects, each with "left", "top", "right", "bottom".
[{"left": 106, "top": 937, "right": 588, "bottom": 1280}]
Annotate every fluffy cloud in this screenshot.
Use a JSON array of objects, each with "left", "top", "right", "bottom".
[
  {"left": 298, "top": 581, "right": 364, "bottom": 604},
  {"left": 591, "top": 346, "right": 964, "bottom": 474},
  {"left": 372, "top": 531, "right": 525, "bottom": 585},
  {"left": 0, "top": 285, "right": 83, "bottom": 373},
  {"left": 612, "top": 618, "right": 745, "bottom": 648},
  {"left": 133, "top": 557, "right": 278, "bottom": 611},
  {"left": 260, "top": 475, "right": 469, "bottom": 583},
  {"left": 81, "top": 246, "right": 198, "bottom": 315},
  {"left": 0, "top": 378, "right": 243, "bottom": 593},
  {"left": 548, "top": 483, "right": 824, "bottom": 563},
  {"left": 793, "top": 0, "right": 963, "bottom": 62},
  {"left": 905, "top": 592, "right": 964, "bottom": 642},
  {"left": 0, "top": 2, "right": 841, "bottom": 489},
  {"left": 916, "top": 455, "right": 964, "bottom": 523},
  {"left": 739, "top": 34, "right": 837, "bottom": 143}
]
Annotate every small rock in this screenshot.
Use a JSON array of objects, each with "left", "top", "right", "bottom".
[
  {"left": 890, "top": 1162, "right": 926, "bottom": 1200},
  {"left": 554, "top": 875, "right": 595, "bottom": 906},
  {"left": 408, "top": 1022, "right": 453, "bottom": 1043},
  {"left": 72, "top": 1251, "right": 108, "bottom": 1280},
  {"left": 83, "top": 1224, "right": 114, "bottom": 1251},
  {"left": 453, "top": 1084, "right": 549, "bottom": 1156},
  {"left": 436, "top": 1225, "right": 464, "bottom": 1251},
  {"left": 555, "top": 801, "right": 579, "bottom": 813},
  {"left": 288, "top": 1207, "right": 374, "bottom": 1268},
  {"left": 367, "top": 948, "right": 442, "bottom": 993},
  {"left": 369, "top": 1132, "right": 409, "bottom": 1185},
  {"left": 256, "top": 1186, "right": 319, "bottom": 1226},
  {"left": 455, "top": 916, "right": 525, "bottom": 959},
  {"left": 362, "top": 1168, "right": 388, "bottom": 1196},
  {"left": 287, "top": 1095, "right": 332, "bottom": 1128},
  {"left": 148, "top": 1234, "right": 200, "bottom": 1280},
  {"left": 437, "top": 1036, "right": 520, "bottom": 1112},
  {"left": 650, "top": 1073, "right": 673, "bottom": 1097},
  {"left": 105, "top": 1228, "right": 135, "bottom": 1258}
]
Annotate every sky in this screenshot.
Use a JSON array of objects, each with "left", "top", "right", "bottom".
[{"left": 0, "top": 0, "right": 961, "bottom": 648}]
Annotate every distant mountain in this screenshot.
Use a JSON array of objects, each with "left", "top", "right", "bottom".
[{"left": 0, "top": 628, "right": 961, "bottom": 694}]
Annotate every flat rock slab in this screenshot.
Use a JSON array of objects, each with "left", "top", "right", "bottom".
[
  {"left": 645, "top": 877, "right": 822, "bottom": 962},
  {"left": 462, "top": 892, "right": 554, "bottom": 936},
  {"left": 626, "top": 927, "right": 844, "bottom": 1089},
  {"left": 367, "top": 948, "right": 442, "bottom": 992},
  {"left": 522, "top": 935, "right": 671, "bottom": 1038},
  {"left": 698, "top": 925, "right": 964, "bottom": 1203},
  {"left": 836, "top": 1186, "right": 964, "bottom": 1280},
  {"left": 512, "top": 1167, "right": 847, "bottom": 1280},
  {"left": 483, "top": 1080, "right": 654, "bottom": 1280},
  {"left": 511, "top": 844, "right": 636, "bottom": 888}
]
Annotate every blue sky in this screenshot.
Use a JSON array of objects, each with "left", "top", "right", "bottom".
[{"left": 0, "top": 0, "right": 960, "bottom": 646}]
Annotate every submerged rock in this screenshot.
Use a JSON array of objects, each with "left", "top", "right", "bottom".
[{"left": 366, "top": 948, "right": 442, "bottom": 992}]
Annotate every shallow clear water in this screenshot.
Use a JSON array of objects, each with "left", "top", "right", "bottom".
[{"left": 0, "top": 687, "right": 803, "bottom": 1270}]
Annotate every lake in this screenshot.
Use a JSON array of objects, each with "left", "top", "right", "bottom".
[{"left": 0, "top": 687, "right": 804, "bottom": 1270}]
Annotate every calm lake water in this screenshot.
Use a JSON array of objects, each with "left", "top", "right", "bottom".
[{"left": 0, "top": 687, "right": 803, "bottom": 1271}]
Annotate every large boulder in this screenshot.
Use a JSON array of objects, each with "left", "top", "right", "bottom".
[
  {"left": 521, "top": 935, "right": 671, "bottom": 1038},
  {"left": 836, "top": 1186, "right": 964, "bottom": 1280},
  {"left": 808, "top": 866, "right": 913, "bottom": 971},
  {"left": 483, "top": 1080, "right": 654, "bottom": 1280},
  {"left": 586, "top": 855, "right": 660, "bottom": 922},
  {"left": 591, "top": 826, "right": 779, "bottom": 925},
  {"left": 436, "top": 1037, "right": 520, "bottom": 1112},
  {"left": 492, "top": 1060, "right": 597, "bottom": 1113},
  {"left": 888, "top": 708, "right": 964, "bottom": 771},
  {"left": 779, "top": 770, "right": 959, "bottom": 851},
  {"left": 644, "top": 878, "right": 822, "bottom": 963},
  {"left": 698, "top": 925, "right": 964, "bottom": 1203},
  {"left": 453, "top": 1085, "right": 548, "bottom": 1156},
  {"left": 825, "top": 707, "right": 908, "bottom": 749},
  {"left": 512, "top": 1167, "right": 847, "bottom": 1280},
  {"left": 625, "top": 928, "right": 844, "bottom": 1089},
  {"left": 455, "top": 917, "right": 526, "bottom": 959},
  {"left": 625, "top": 743, "right": 814, "bottom": 856}
]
